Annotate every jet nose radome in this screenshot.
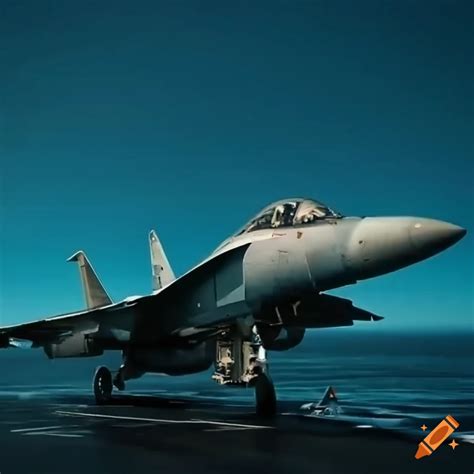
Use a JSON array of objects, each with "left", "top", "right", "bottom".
[
  {"left": 344, "top": 217, "right": 466, "bottom": 281},
  {"left": 409, "top": 219, "right": 466, "bottom": 254}
]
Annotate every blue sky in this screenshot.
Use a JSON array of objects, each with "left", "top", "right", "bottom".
[{"left": 1, "top": 1, "right": 472, "bottom": 330}]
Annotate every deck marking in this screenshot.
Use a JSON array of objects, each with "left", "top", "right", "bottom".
[
  {"left": 190, "top": 418, "right": 272, "bottom": 429},
  {"left": 204, "top": 426, "right": 249, "bottom": 432},
  {"left": 11, "top": 425, "right": 62, "bottom": 433},
  {"left": 55, "top": 410, "right": 273, "bottom": 430},
  {"left": 25, "top": 432, "right": 84, "bottom": 438}
]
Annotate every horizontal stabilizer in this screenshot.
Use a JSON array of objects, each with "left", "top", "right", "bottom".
[
  {"left": 149, "top": 230, "right": 175, "bottom": 291},
  {"left": 67, "top": 251, "right": 113, "bottom": 309}
]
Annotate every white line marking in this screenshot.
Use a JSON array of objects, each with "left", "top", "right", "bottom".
[
  {"left": 11, "top": 425, "right": 62, "bottom": 433},
  {"left": 25, "top": 432, "right": 84, "bottom": 438},
  {"left": 55, "top": 411, "right": 273, "bottom": 430},
  {"left": 204, "top": 427, "right": 249, "bottom": 432},
  {"left": 190, "top": 418, "right": 270, "bottom": 429}
]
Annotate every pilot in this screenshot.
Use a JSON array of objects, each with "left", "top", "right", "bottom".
[
  {"left": 301, "top": 209, "right": 316, "bottom": 224},
  {"left": 282, "top": 203, "right": 297, "bottom": 226}
]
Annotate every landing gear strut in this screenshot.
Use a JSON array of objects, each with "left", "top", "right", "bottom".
[
  {"left": 213, "top": 326, "right": 277, "bottom": 417},
  {"left": 255, "top": 373, "right": 277, "bottom": 417},
  {"left": 93, "top": 366, "right": 113, "bottom": 405},
  {"left": 113, "top": 366, "right": 126, "bottom": 391}
]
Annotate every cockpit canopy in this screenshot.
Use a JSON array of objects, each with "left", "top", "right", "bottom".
[{"left": 236, "top": 198, "right": 342, "bottom": 235}]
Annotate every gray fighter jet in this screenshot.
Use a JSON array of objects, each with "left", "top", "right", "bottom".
[{"left": 0, "top": 198, "right": 466, "bottom": 415}]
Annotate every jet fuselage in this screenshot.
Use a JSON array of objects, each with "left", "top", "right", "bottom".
[{"left": 212, "top": 215, "right": 465, "bottom": 315}]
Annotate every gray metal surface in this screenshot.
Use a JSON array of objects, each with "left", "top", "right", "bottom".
[{"left": 0, "top": 197, "right": 466, "bottom": 382}]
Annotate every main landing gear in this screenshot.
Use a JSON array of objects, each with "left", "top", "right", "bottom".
[
  {"left": 92, "top": 328, "right": 277, "bottom": 416},
  {"left": 93, "top": 366, "right": 113, "bottom": 405},
  {"left": 92, "top": 364, "right": 127, "bottom": 404},
  {"left": 213, "top": 326, "right": 277, "bottom": 417}
]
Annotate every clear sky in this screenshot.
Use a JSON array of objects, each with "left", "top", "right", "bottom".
[{"left": 1, "top": 1, "right": 472, "bottom": 330}]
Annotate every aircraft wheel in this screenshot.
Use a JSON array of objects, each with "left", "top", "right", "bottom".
[
  {"left": 93, "top": 366, "right": 113, "bottom": 405},
  {"left": 255, "top": 373, "right": 277, "bottom": 417}
]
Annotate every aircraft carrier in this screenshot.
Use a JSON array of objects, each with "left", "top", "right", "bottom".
[{"left": 1, "top": 390, "right": 471, "bottom": 474}]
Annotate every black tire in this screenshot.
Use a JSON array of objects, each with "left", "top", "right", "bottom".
[
  {"left": 255, "top": 373, "right": 277, "bottom": 417},
  {"left": 93, "top": 366, "right": 113, "bottom": 405}
]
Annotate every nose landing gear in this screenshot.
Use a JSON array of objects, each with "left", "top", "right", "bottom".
[
  {"left": 255, "top": 373, "right": 277, "bottom": 417},
  {"left": 212, "top": 327, "right": 277, "bottom": 416}
]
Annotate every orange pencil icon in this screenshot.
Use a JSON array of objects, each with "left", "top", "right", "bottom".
[{"left": 415, "top": 415, "right": 459, "bottom": 459}]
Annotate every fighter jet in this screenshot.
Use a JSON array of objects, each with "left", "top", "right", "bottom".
[{"left": 0, "top": 198, "right": 466, "bottom": 415}]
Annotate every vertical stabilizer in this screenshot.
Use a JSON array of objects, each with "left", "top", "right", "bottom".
[
  {"left": 67, "top": 251, "right": 113, "bottom": 309},
  {"left": 318, "top": 386, "right": 338, "bottom": 406},
  {"left": 149, "top": 230, "right": 175, "bottom": 291}
]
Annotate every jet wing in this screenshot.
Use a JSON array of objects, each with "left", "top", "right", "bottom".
[
  {"left": 0, "top": 300, "right": 139, "bottom": 349},
  {"left": 0, "top": 242, "right": 253, "bottom": 350},
  {"left": 0, "top": 246, "right": 141, "bottom": 349},
  {"left": 1, "top": 238, "right": 382, "bottom": 351}
]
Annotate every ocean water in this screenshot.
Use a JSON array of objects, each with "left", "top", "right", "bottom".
[{"left": 0, "top": 330, "right": 472, "bottom": 439}]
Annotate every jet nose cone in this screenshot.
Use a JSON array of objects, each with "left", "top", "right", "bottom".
[
  {"left": 343, "top": 216, "right": 467, "bottom": 281},
  {"left": 409, "top": 219, "right": 467, "bottom": 254}
]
